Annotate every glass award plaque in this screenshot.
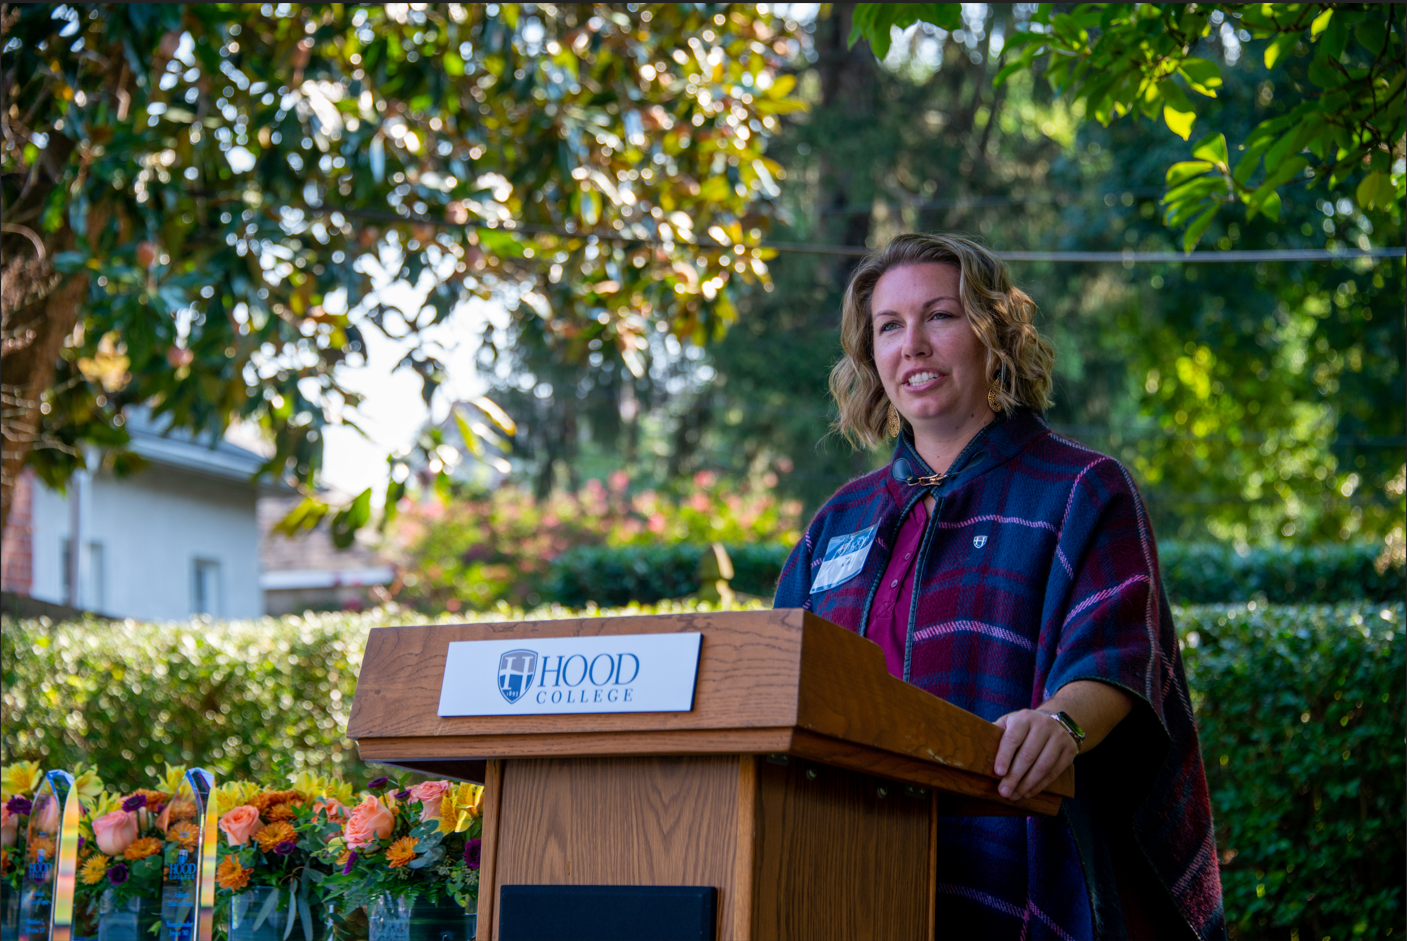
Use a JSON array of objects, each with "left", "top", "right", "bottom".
[
  {"left": 17, "top": 770, "right": 80, "bottom": 941},
  {"left": 156, "top": 769, "right": 217, "bottom": 941}
]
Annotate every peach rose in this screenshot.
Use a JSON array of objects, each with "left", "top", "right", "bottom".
[
  {"left": 343, "top": 797, "right": 394, "bottom": 850},
  {"left": 92, "top": 811, "right": 139, "bottom": 857},
  {"left": 312, "top": 798, "right": 348, "bottom": 826},
  {"left": 407, "top": 781, "right": 450, "bottom": 823},
  {"left": 218, "top": 806, "right": 263, "bottom": 847},
  {"left": 0, "top": 806, "right": 15, "bottom": 847}
]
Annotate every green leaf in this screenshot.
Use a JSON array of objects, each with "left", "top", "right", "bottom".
[
  {"left": 1264, "top": 33, "right": 1298, "bottom": 69},
  {"left": 477, "top": 228, "right": 526, "bottom": 258},
  {"left": 330, "top": 488, "right": 372, "bottom": 549},
  {"left": 1177, "top": 57, "right": 1222, "bottom": 97},
  {"left": 1309, "top": 7, "right": 1334, "bottom": 40},
  {"left": 274, "top": 497, "right": 330, "bottom": 537},
  {"left": 1244, "top": 187, "right": 1282, "bottom": 223},
  {"left": 1356, "top": 171, "right": 1395, "bottom": 210},
  {"left": 1166, "top": 160, "right": 1215, "bottom": 187},
  {"left": 1190, "top": 132, "right": 1229, "bottom": 167},
  {"left": 1354, "top": 19, "right": 1387, "bottom": 55},
  {"left": 1182, "top": 203, "right": 1219, "bottom": 253},
  {"left": 1163, "top": 102, "right": 1196, "bottom": 140}
]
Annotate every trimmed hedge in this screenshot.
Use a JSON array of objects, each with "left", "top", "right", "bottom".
[
  {"left": 542, "top": 541, "right": 1402, "bottom": 606},
  {"left": 2, "top": 601, "right": 1402, "bottom": 938},
  {"left": 1159, "top": 542, "right": 1403, "bottom": 604},
  {"left": 1178, "top": 602, "right": 1405, "bottom": 941},
  {"left": 544, "top": 543, "right": 793, "bottom": 605}
]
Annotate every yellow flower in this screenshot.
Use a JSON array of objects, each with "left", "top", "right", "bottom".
[
  {"left": 80, "top": 855, "right": 110, "bottom": 885},
  {"left": 385, "top": 836, "right": 417, "bottom": 868},
  {"left": 212, "top": 781, "right": 261, "bottom": 817},
  {"left": 287, "top": 771, "right": 354, "bottom": 806},
  {"left": 153, "top": 765, "right": 189, "bottom": 798},
  {"left": 71, "top": 764, "right": 105, "bottom": 801},
  {"left": 1, "top": 761, "right": 43, "bottom": 801},
  {"left": 437, "top": 783, "right": 484, "bottom": 834},
  {"left": 85, "top": 789, "right": 123, "bottom": 820}
]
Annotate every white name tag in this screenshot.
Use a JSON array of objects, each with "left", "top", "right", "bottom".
[
  {"left": 811, "top": 524, "right": 878, "bottom": 593},
  {"left": 437, "top": 632, "right": 703, "bottom": 716}
]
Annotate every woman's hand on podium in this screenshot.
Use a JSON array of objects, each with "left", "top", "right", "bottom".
[{"left": 992, "top": 680, "right": 1135, "bottom": 801}]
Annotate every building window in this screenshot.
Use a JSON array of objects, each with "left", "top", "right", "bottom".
[
  {"left": 192, "top": 559, "right": 222, "bottom": 617},
  {"left": 87, "top": 542, "right": 104, "bottom": 612}
]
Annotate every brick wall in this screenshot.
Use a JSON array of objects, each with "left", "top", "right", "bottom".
[{"left": 1, "top": 468, "right": 34, "bottom": 595}]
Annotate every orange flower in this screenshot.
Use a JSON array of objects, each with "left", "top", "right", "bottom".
[
  {"left": 249, "top": 791, "right": 304, "bottom": 814},
  {"left": 254, "top": 821, "right": 297, "bottom": 853},
  {"left": 168, "top": 821, "right": 200, "bottom": 850},
  {"left": 124, "top": 837, "right": 163, "bottom": 861},
  {"left": 384, "top": 836, "right": 418, "bottom": 868},
  {"left": 335, "top": 847, "right": 354, "bottom": 869},
  {"left": 264, "top": 802, "right": 298, "bottom": 823},
  {"left": 216, "top": 856, "right": 251, "bottom": 891},
  {"left": 0, "top": 848, "right": 10, "bottom": 875}
]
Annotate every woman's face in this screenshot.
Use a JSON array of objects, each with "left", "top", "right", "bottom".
[{"left": 871, "top": 261, "right": 992, "bottom": 433}]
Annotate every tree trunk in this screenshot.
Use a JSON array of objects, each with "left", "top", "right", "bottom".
[{"left": 1, "top": 224, "right": 87, "bottom": 532}]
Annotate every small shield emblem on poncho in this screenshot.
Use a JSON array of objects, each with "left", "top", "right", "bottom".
[{"left": 973, "top": 535, "right": 988, "bottom": 548}]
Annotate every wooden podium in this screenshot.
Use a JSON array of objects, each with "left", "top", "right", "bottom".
[{"left": 347, "top": 609, "right": 1072, "bottom": 941}]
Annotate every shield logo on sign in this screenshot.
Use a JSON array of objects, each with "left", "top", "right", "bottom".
[
  {"left": 973, "top": 535, "right": 988, "bottom": 548},
  {"left": 497, "top": 649, "right": 538, "bottom": 704}
]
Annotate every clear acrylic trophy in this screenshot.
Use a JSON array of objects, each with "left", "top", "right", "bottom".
[
  {"left": 17, "top": 771, "right": 80, "bottom": 941},
  {"left": 156, "top": 769, "right": 217, "bottom": 941}
]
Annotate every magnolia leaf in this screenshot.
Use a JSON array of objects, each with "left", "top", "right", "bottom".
[
  {"left": 1357, "top": 171, "right": 1395, "bottom": 210},
  {"left": 330, "top": 488, "right": 372, "bottom": 549},
  {"left": 1190, "top": 132, "right": 1229, "bottom": 167},
  {"left": 1310, "top": 7, "right": 1334, "bottom": 40},
  {"left": 1166, "top": 160, "right": 1215, "bottom": 187},
  {"left": 1245, "top": 188, "right": 1282, "bottom": 223},
  {"left": 1177, "top": 57, "right": 1223, "bottom": 97},
  {"left": 1163, "top": 103, "right": 1196, "bottom": 140},
  {"left": 1182, "top": 204, "right": 1220, "bottom": 254},
  {"left": 1264, "top": 33, "right": 1298, "bottom": 69}
]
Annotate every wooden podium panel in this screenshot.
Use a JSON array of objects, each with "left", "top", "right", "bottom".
[{"left": 349, "top": 610, "right": 1073, "bottom": 941}]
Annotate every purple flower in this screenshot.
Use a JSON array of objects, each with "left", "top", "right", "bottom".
[
  {"left": 394, "top": 789, "right": 410, "bottom": 802},
  {"left": 367, "top": 777, "right": 390, "bottom": 791},
  {"left": 463, "top": 838, "right": 481, "bottom": 871},
  {"left": 107, "top": 863, "right": 130, "bottom": 886},
  {"left": 121, "top": 795, "right": 147, "bottom": 813},
  {"left": 274, "top": 841, "right": 297, "bottom": 856},
  {"left": 341, "top": 851, "right": 358, "bottom": 875},
  {"left": 5, "top": 796, "right": 32, "bottom": 816}
]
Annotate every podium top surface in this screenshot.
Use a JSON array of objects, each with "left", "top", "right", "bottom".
[{"left": 348, "top": 609, "right": 1073, "bottom": 814}]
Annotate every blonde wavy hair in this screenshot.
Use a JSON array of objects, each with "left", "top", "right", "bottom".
[{"left": 829, "top": 233, "right": 1055, "bottom": 449}]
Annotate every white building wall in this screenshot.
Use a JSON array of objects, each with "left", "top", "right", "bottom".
[{"left": 28, "top": 466, "right": 263, "bottom": 621}]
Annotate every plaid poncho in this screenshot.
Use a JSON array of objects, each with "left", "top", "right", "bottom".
[{"left": 775, "top": 409, "right": 1225, "bottom": 940}]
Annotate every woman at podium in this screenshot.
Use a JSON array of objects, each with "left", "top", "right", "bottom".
[{"left": 775, "top": 234, "right": 1223, "bottom": 940}]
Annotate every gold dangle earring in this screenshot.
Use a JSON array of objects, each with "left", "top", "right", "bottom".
[
  {"left": 886, "top": 403, "right": 902, "bottom": 437},
  {"left": 988, "top": 361, "right": 1006, "bottom": 413}
]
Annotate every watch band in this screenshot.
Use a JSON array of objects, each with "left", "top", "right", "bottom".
[{"left": 1040, "top": 710, "right": 1086, "bottom": 752}]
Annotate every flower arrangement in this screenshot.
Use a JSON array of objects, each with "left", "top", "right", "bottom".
[
  {"left": 72, "top": 764, "right": 191, "bottom": 921},
  {"left": 211, "top": 771, "right": 354, "bottom": 939},
  {"left": 2, "top": 761, "right": 104, "bottom": 898},
  {"left": 314, "top": 775, "right": 483, "bottom": 927}
]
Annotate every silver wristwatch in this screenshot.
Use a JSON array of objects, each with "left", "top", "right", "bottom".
[{"left": 1040, "top": 710, "right": 1086, "bottom": 752}]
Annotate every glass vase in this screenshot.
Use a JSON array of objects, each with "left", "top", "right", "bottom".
[
  {"left": 94, "top": 888, "right": 160, "bottom": 941},
  {"left": 365, "top": 894, "right": 474, "bottom": 941},
  {"left": 0, "top": 881, "right": 18, "bottom": 941},
  {"left": 229, "top": 886, "right": 328, "bottom": 941}
]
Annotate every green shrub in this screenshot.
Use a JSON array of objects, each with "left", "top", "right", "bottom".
[
  {"left": 544, "top": 543, "right": 790, "bottom": 606},
  {"left": 0, "top": 600, "right": 765, "bottom": 790},
  {"left": 540, "top": 541, "right": 1401, "bottom": 606},
  {"left": 1179, "top": 602, "right": 1405, "bottom": 940},
  {"left": 1159, "top": 543, "right": 1403, "bottom": 603},
  {"left": 2, "top": 601, "right": 1402, "bottom": 937}
]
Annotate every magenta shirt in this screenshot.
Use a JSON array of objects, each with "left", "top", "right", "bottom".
[{"left": 867, "top": 498, "right": 929, "bottom": 679}]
